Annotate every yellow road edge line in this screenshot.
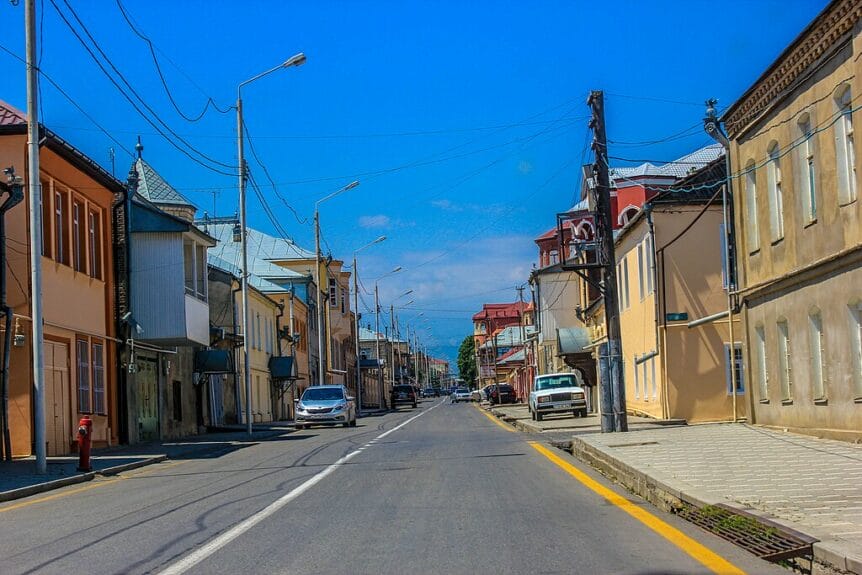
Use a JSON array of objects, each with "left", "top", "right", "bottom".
[
  {"left": 528, "top": 441, "right": 746, "bottom": 575},
  {"left": 474, "top": 403, "right": 515, "bottom": 432},
  {"left": 0, "top": 460, "right": 183, "bottom": 513}
]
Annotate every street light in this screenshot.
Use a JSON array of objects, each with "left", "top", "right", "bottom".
[
  {"left": 374, "top": 266, "right": 402, "bottom": 408},
  {"left": 352, "top": 235, "right": 386, "bottom": 413},
  {"left": 389, "top": 295, "right": 414, "bottom": 389},
  {"left": 314, "top": 180, "right": 360, "bottom": 385},
  {"left": 237, "top": 52, "right": 305, "bottom": 436}
]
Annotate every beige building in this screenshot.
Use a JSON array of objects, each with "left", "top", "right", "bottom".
[
  {"left": 613, "top": 159, "right": 744, "bottom": 423},
  {"left": 723, "top": 0, "right": 862, "bottom": 439}
]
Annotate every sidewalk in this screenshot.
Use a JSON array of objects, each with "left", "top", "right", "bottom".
[
  {"left": 0, "top": 422, "right": 295, "bottom": 503},
  {"left": 486, "top": 402, "right": 685, "bottom": 433},
  {"left": 567, "top": 423, "right": 862, "bottom": 574}
]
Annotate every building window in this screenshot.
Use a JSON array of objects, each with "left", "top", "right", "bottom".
[
  {"left": 644, "top": 235, "right": 655, "bottom": 296},
  {"left": 92, "top": 342, "right": 105, "bottom": 415},
  {"left": 641, "top": 360, "right": 649, "bottom": 401},
  {"left": 745, "top": 163, "right": 759, "bottom": 253},
  {"left": 183, "top": 240, "right": 194, "bottom": 295},
  {"left": 329, "top": 278, "right": 337, "bottom": 308},
  {"left": 72, "top": 200, "right": 86, "bottom": 273},
  {"left": 76, "top": 339, "right": 91, "bottom": 413},
  {"left": 755, "top": 326, "right": 768, "bottom": 401},
  {"left": 637, "top": 243, "right": 645, "bottom": 301},
  {"left": 549, "top": 250, "right": 559, "bottom": 265},
  {"left": 836, "top": 85, "right": 857, "bottom": 205},
  {"left": 88, "top": 210, "right": 102, "bottom": 280},
  {"left": 633, "top": 356, "right": 640, "bottom": 399},
  {"left": 650, "top": 356, "right": 657, "bottom": 399},
  {"left": 41, "top": 180, "right": 52, "bottom": 258},
  {"left": 55, "top": 189, "right": 69, "bottom": 265},
  {"left": 341, "top": 288, "right": 346, "bottom": 314},
  {"left": 724, "top": 343, "right": 744, "bottom": 395},
  {"left": 798, "top": 114, "right": 817, "bottom": 223},
  {"left": 809, "top": 311, "right": 826, "bottom": 401},
  {"left": 195, "top": 244, "right": 206, "bottom": 299},
  {"left": 850, "top": 301, "right": 862, "bottom": 399},
  {"left": 767, "top": 142, "right": 784, "bottom": 242},
  {"left": 172, "top": 380, "right": 182, "bottom": 421},
  {"left": 777, "top": 320, "right": 792, "bottom": 402}
]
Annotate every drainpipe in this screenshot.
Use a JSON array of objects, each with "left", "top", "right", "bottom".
[
  {"left": 644, "top": 203, "right": 662, "bottom": 409},
  {"left": 274, "top": 300, "right": 284, "bottom": 419},
  {"left": 0, "top": 168, "right": 24, "bottom": 461}
]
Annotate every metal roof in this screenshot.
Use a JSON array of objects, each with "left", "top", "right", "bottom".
[
  {"left": 610, "top": 143, "right": 724, "bottom": 181},
  {"left": 134, "top": 157, "right": 196, "bottom": 209}
]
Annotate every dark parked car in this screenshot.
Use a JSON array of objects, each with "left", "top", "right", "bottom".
[
  {"left": 488, "top": 384, "right": 517, "bottom": 405},
  {"left": 421, "top": 387, "right": 440, "bottom": 398},
  {"left": 390, "top": 384, "right": 417, "bottom": 409}
]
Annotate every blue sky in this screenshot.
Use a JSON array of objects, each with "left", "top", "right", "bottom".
[{"left": 0, "top": 0, "right": 825, "bottom": 365}]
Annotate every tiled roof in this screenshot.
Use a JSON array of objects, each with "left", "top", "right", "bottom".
[
  {"left": 134, "top": 158, "right": 195, "bottom": 208},
  {"left": 0, "top": 100, "right": 26, "bottom": 126}
]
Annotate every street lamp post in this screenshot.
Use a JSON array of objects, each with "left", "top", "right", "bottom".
[
  {"left": 352, "top": 236, "right": 386, "bottom": 413},
  {"left": 314, "top": 180, "right": 360, "bottom": 386},
  {"left": 237, "top": 52, "right": 305, "bottom": 436},
  {"left": 388, "top": 291, "right": 413, "bottom": 389}
]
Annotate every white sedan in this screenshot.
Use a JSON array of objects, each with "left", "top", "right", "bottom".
[{"left": 451, "top": 388, "right": 472, "bottom": 403}]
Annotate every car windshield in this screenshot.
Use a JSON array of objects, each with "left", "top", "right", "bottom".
[
  {"left": 394, "top": 386, "right": 413, "bottom": 392},
  {"left": 535, "top": 375, "right": 580, "bottom": 391},
  {"left": 301, "top": 388, "right": 344, "bottom": 401},
  {"left": 456, "top": 388, "right": 469, "bottom": 393}
]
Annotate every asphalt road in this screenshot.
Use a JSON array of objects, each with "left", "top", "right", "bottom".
[{"left": 0, "top": 398, "right": 789, "bottom": 575}]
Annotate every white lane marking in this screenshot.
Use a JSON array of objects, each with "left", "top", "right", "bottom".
[{"left": 158, "top": 400, "right": 442, "bottom": 575}]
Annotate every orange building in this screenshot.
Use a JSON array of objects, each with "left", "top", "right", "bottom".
[{"left": 0, "top": 100, "right": 119, "bottom": 457}]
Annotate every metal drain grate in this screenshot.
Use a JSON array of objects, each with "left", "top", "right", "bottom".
[{"left": 677, "top": 503, "right": 817, "bottom": 562}]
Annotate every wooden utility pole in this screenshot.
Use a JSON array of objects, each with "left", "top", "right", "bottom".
[{"left": 589, "top": 90, "right": 628, "bottom": 433}]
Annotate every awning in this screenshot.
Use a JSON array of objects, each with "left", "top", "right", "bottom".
[
  {"left": 556, "top": 327, "right": 592, "bottom": 356},
  {"left": 269, "top": 356, "right": 298, "bottom": 381},
  {"left": 194, "top": 349, "right": 233, "bottom": 373},
  {"left": 359, "top": 358, "right": 383, "bottom": 369}
]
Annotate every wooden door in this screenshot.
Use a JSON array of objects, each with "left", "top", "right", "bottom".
[
  {"left": 43, "top": 341, "right": 71, "bottom": 456},
  {"left": 136, "top": 357, "right": 159, "bottom": 442}
]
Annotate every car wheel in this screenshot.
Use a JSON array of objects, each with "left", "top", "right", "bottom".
[
  {"left": 350, "top": 416, "right": 357, "bottom": 427},
  {"left": 412, "top": 403, "right": 417, "bottom": 409},
  {"left": 536, "top": 412, "right": 544, "bottom": 422},
  {"left": 579, "top": 409, "right": 588, "bottom": 418},
  {"left": 295, "top": 424, "right": 305, "bottom": 430}
]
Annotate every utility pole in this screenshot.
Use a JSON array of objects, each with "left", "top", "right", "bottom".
[
  {"left": 374, "top": 284, "right": 384, "bottom": 409},
  {"left": 589, "top": 90, "right": 627, "bottom": 433},
  {"left": 26, "top": 0, "right": 47, "bottom": 473},
  {"left": 389, "top": 304, "right": 395, "bottom": 390},
  {"left": 352, "top": 255, "right": 362, "bottom": 413},
  {"left": 314, "top": 211, "right": 326, "bottom": 385},
  {"left": 517, "top": 285, "right": 528, "bottom": 399}
]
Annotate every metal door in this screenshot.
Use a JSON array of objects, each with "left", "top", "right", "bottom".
[
  {"left": 136, "top": 357, "right": 159, "bottom": 442},
  {"left": 43, "top": 341, "right": 70, "bottom": 456}
]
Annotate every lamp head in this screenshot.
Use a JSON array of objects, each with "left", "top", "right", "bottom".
[
  {"left": 344, "top": 180, "right": 360, "bottom": 191},
  {"left": 283, "top": 53, "right": 307, "bottom": 68},
  {"left": 374, "top": 235, "right": 386, "bottom": 244}
]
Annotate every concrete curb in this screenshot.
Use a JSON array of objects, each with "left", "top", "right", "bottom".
[
  {"left": 565, "top": 436, "right": 862, "bottom": 575},
  {"left": 98, "top": 455, "right": 168, "bottom": 477},
  {"left": 0, "top": 472, "right": 97, "bottom": 503}
]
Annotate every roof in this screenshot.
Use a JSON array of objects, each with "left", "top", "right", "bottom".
[
  {"left": 202, "top": 222, "right": 310, "bottom": 283},
  {"left": 134, "top": 157, "right": 195, "bottom": 209},
  {"left": 472, "top": 301, "right": 529, "bottom": 321},
  {"left": 0, "top": 99, "right": 125, "bottom": 194},
  {"left": 202, "top": 221, "right": 316, "bottom": 261},
  {"left": 208, "top": 254, "right": 285, "bottom": 293},
  {"left": 479, "top": 325, "right": 536, "bottom": 349},
  {"left": 609, "top": 144, "right": 724, "bottom": 182}
]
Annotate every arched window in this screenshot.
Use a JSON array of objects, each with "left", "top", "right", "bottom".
[
  {"left": 766, "top": 142, "right": 784, "bottom": 241},
  {"left": 617, "top": 205, "right": 640, "bottom": 227},
  {"left": 745, "top": 160, "right": 759, "bottom": 252},
  {"left": 835, "top": 85, "right": 857, "bottom": 205},
  {"left": 797, "top": 113, "right": 817, "bottom": 223}
]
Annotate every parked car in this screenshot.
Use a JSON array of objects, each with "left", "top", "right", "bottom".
[
  {"left": 390, "top": 384, "right": 418, "bottom": 409},
  {"left": 451, "top": 387, "right": 472, "bottom": 403},
  {"left": 294, "top": 385, "right": 357, "bottom": 429},
  {"left": 488, "top": 384, "right": 517, "bottom": 405},
  {"left": 421, "top": 387, "right": 440, "bottom": 398},
  {"left": 470, "top": 388, "right": 484, "bottom": 402},
  {"left": 528, "top": 373, "right": 587, "bottom": 421}
]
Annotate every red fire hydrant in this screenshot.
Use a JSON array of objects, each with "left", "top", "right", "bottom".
[{"left": 76, "top": 415, "right": 92, "bottom": 472}]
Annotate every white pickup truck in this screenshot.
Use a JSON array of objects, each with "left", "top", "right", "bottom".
[{"left": 529, "top": 372, "right": 587, "bottom": 421}]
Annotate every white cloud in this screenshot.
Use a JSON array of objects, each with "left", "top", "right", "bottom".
[
  {"left": 358, "top": 214, "right": 391, "bottom": 228},
  {"left": 518, "top": 160, "right": 534, "bottom": 174},
  {"left": 430, "top": 199, "right": 462, "bottom": 211}
]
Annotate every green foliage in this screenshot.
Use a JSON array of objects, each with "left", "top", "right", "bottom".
[{"left": 456, "top": 335, "right": 477, "bottom": 386}]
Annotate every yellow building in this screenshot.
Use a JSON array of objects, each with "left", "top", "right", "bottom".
[
  {"left": 613, "top": 158, "right": 744, "bottom": 423},
  {"left": 723, "top": 0, "right": 862, "bottom": 439}
]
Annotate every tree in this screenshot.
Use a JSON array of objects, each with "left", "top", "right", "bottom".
[{"left": 456, "top": 335, "right": 477, "bottom": 387}]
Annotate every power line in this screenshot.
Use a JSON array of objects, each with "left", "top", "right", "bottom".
[
  {"left": 48, "top": 0, "right": 236, "bottom": 176},
  {"left": 115, "top": 0, "right": 233, "bottom": 122},
  {"left": 0, "top": 41, "right": 136, "bottom": 159}
]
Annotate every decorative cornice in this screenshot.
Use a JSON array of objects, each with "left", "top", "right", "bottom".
[{"left": 723, "top": 0, "right": 862, "bottom": 139}]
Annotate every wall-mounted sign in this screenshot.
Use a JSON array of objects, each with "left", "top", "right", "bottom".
[{"left": 665, "top": 312, "right": 689, "bottom": 322}]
